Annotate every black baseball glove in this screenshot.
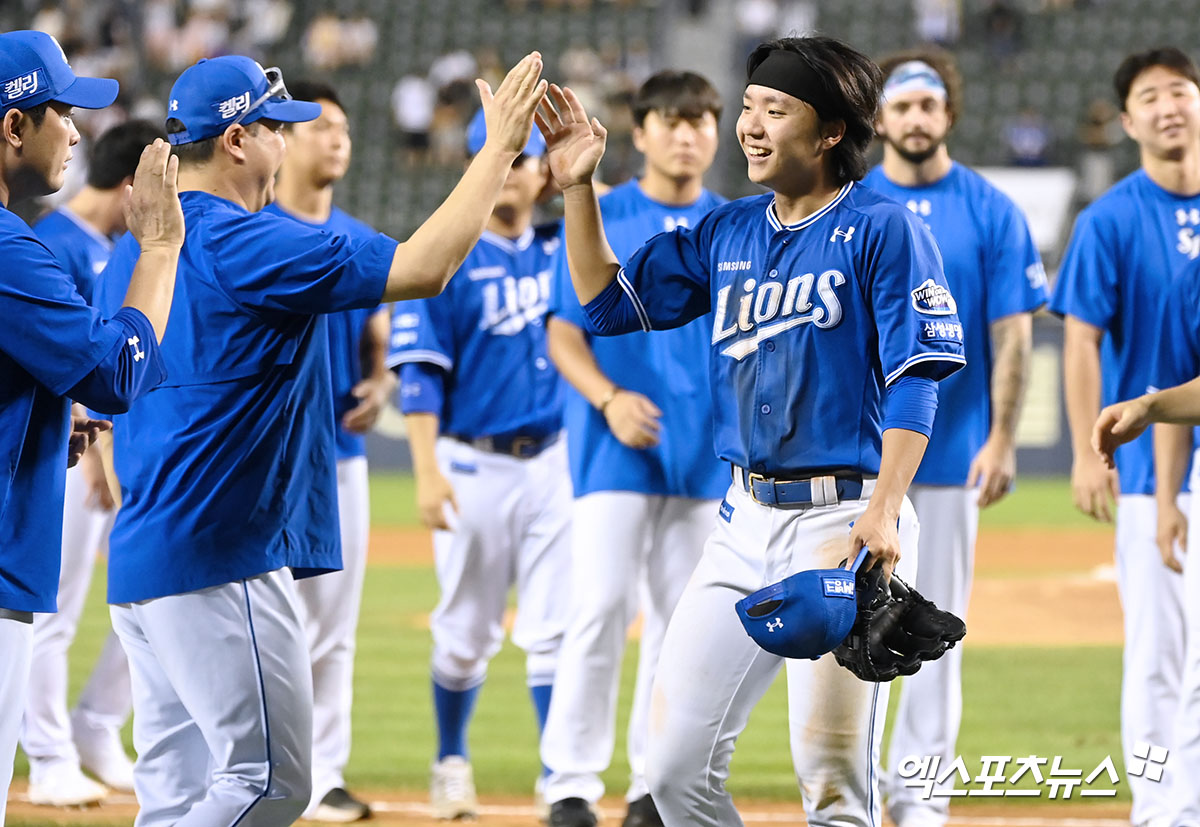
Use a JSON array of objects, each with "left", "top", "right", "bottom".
[{"left": 832, "top": 562, "right": 966, "bottom": 682}]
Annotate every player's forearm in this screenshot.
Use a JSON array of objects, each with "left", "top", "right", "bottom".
[
  {"left": 546, "top": 317, "right": 616, "bottom": 407},
  {"left": 987, "top": 313, "right": 1034, "bottom": 444},
  {"left": 1144, "top": 376, "right": 1200, "bottom": 424},
  {"left": 384, "top": 145, "right": 521, "bottom": 302},
  {"left": 1153, "top": 421, "right": 1192, "bottom": 503},
  {"left": 562, "top": 183, "right": 621, "bottom": 304},
  {"left": 1062, "top": 318, "right": 1105, "bottom": 457},
  {"left": 121, "top": 246, "right": 181, "bottom": 342},
  {"left": 404, "top": 413, "right": 442, "bottom": 478},
  {"left": 867, "top": 428, "right": 930, "bottom": 519}
]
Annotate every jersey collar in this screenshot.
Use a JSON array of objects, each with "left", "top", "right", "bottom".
[
  {"left": 480, "top": 226, "right": 535, "bottom": 253},
  {"left": 766, "top": 182, "right": 853, "bottom": 233},
  {"left": 58, "top": 206, "right": 115, "bottom": 250}
]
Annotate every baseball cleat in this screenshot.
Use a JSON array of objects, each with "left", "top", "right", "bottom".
[
  {"left": 308, "top": 786, "right": 372, "bottom": 822},
  {"left": 431, "top": 756, "right": 478, "bottom": 820},
  {"left": 72, "top": 709, "right": 136, "bottom": 792},
  {"left": 27, "top": 765, "right": 109, "bottom": 807},
  {"left": 622, "top": 794, "right": 663, "bottom": 827},
  {"left": 548, "top": 797, "right": 598, "bottom": 827}
]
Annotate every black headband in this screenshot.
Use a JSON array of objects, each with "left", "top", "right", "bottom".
[{"left": 746, "top": 49, "right": 839, "bottom": 119}]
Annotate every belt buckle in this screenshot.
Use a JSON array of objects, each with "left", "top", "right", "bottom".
[
  {"left": 511, "top": 436, "right": 536, "bottom": 458},
  {"left": 747, "top": 471, "right": 770, "bottom": 505}
]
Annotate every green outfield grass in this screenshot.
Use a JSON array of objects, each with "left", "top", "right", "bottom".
[{"left": 11, "top": 475, "right": 1128, "bottom": 825}]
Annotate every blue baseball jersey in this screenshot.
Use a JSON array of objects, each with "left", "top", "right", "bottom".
[
  {"left": 863, "top": 163, "right": 1047, "bottom": 485},
  {"left": 1156, "top": 257, "right": 1200, "bottom": 390},
  {"left": 1051, "top": 169, "right": 1200, "bottom": 495},
  {"left": 387, "top": 226, "right": 563, "bottom": 439},
  {"left": 551, "top": 180, "right": 728, "bottom": 499},
  {"left": 583, "top": 183, "right": 966, "bottom": 475},
  {"left": 96, "top": 190, "right": 396, "bottom": 604},
  {"left": 263, "top": 203, "right": 380, "bottom": 461},
  {"left": 1, "top": 206, "right": 165, "bottom": 613},
  {"left": 33, "top": 207, "right": 114, "bottom": 304}
]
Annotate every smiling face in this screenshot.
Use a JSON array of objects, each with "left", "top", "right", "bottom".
[
  {"left": 1121, "top": 64, "right": 1200, "bottom": 161},
  {"left": 876, "top": 88, "right": 952, "bottom": 165},
  {"left": 736, "top": 83, "right": 839, "bottom": 194}
]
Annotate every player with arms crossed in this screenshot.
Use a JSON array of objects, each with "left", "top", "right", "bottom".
[
  {"left": 0, "top": 30, "right": 183, "bottom": 824},
  {"left": 22, "top": 119, "right": 166, "bottom": 808},
  {"left": 266, "top": 79, "right": 393, "bottom": 823},
  {"left": 539, "top": 70, "right": 727, "bottom": 827},
  {"left": 536, "top": 35, "right": 965, "bottom": 827},
  {"left": 863, "top": 50, "right": 1046, "bottom": 824},
  {"left": 95, "top": 54, "right": 547, "bottom": 825},
  {"left": 1093, "top": 253, "right": 1200, "bottom": 827},
  {"left": 388, "top": 109, "right": 570, "bottom": 821},
  {"left": 1051, "top": 47, "right": 1200, "bottom": 827}
]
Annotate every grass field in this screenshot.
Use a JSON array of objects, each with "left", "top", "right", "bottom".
[{"left": 9, "top": 474, "right": 1130, "bottom": 825}]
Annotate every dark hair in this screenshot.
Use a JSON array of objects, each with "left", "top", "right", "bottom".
[
  {"left": 1114, "top": 47, "right": 1200, "bottom": 110},
  {"left": 746, "top": 36, "right": 883, "bottom": 183},
  {"left": 876, "top": 47, "right": 963, "bottom": 126},
  {"left": 631, "top": 70, "right": 722, "bottom": 127},
  {"left": 21, "top": 101, "right": 50, "bottom": 127},
  {"left": 165, "top": 117, "right": 274, "bottom": 165},
  {"left": 286, "top": 79, "right": 344, "bottom": 113},
  {"left": 87, "top": 120, "right": 167, "bottom": 189}
]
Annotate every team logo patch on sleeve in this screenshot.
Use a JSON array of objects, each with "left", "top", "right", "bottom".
[{"left": 910, "top": 279, "right": 958, "bottom": 316}]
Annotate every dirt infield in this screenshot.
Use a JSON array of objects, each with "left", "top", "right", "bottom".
[
  {"left": 2, "top": 786, "right": 1135, "bottom": 826},
  {"left": 371, "top": 525, "right": 1124, "bottom": 647}
]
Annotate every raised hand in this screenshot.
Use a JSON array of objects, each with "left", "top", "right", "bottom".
[
  {"left": 534, "top": 83, "right": 608, "bottom": 189},
  {"left": 124, "top": 139, "right": 184, "bottom": 251},
  {"left": 476, "top": 52, "right": 548, "bottom": 157}
]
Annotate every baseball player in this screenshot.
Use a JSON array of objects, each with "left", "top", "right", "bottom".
[
  {"left": 93, "top": 54, "right": 547, "bottom": 825},
  {"left": 1092, "top": 254, "right": 1200, "bottom": 827},
  {"left": 0, "top": 30, "right": 184, "bottom": 825},
  {"left": 536, "top": 35, "right": 965, "bottom": 827},
  {"left": 20, "top": 119, "right": 166, "bottom": 808},
  {"left": 538, "top": 70, "right": 726, "bottom": 827},
  {"left": 862, "top": 50, "right": 1046, "bottom": 825},
  {"left": 388, "top": 108, "right": 570, "bottom": 821},
  {"left": 265, "top": 79, "right": 392, "bottom": 822},
  {"left": 1051, "top": 46, "right": 1200, "bottom": 827}
]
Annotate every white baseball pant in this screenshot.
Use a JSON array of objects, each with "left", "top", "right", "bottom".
[
  {"left": 884, "top": 484, "right": 977, "bottom": 826},
  {"left": 541, "top": 491, "right": 715, "bottom": 805},
  {"left": 1171, "top": 457, "right": 1200, "bottom": 825},
  {"left": 0, "top": 613, "right": 34, "bottom": 825},
  {"left": 1116, "top": 494, "right": 1187, "bottom": 827},
  {"left": 295, "top": 455, "right": 370, "bottom": 810},
  {"left": 111, "top": 569, "right": 313, "bottom": 827},
  {"left": 430, "top": 437, "right": 571, "bottom": 692},
  {"left": 23, "top": 464, "right": 129, "bottom": 778},
  {"left": 647, "top": 479, "right": 918, "bottom": 827}
]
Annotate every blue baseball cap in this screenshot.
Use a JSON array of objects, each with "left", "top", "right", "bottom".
[
  {"left": 166, "top": 56, "right": 322, "bottom": 146},
  {"left": 0, "top": 31, "right": 118, "bottom": 111},
  {"left": 735, "top": 548, "right": 868, "bottom": 660},
  {"left": 465, "top": 107, "right": 545, "bottom": 158}
]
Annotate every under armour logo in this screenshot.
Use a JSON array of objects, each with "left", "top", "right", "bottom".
[
  {"left": 664, "top": 215, "right": 690, "bottom": 232},
  {"left": 1127, "top": 742, "right": 1169, "bottom": 782},
  {"left": 170, "top": 99, "right": 179, "bottom": 112},
  {"left": 1177, "top": 208, "right": 1200, "bottom": 227},
  {"left": 830, "top": 225, "right": 855, "bottom": 243},
  {"left": 127, "top": 336, "right": 144, "bottom": 362},
  {"left": 766, "top": 618, "right": 784, "bottom": 632},
  {"left": 907, "top": 198, "right": 932, "bottom": 217}
]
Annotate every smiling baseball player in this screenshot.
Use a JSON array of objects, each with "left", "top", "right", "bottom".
[
  {"left": 93, "top": 53, "right": 548, "bottom": 824},
  {"left": 862, "top": 50, "right": 1046, "bottom": 825},
  {"left": 537, "top": 35, "right": 964, "bottom": 827},
  {"left": 1052, "top": 47, "right": 1200, "bottom": 827}
]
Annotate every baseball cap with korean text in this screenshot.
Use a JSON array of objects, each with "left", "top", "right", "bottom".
[{"left": 0, "top": 30, "right": 118, "bottom": 111}]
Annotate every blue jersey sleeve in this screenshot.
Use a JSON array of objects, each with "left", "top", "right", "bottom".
[
  {"left": 398, "top": 360, "right": 446, "bottom": 416},
  {"left": 1, "top": 220, "right": 165, "bottom": 404},
  {"left": 1156, "top": 265, "right": 1200, "bottom": 390},
  {"left": 868, "top": 209, "right": 967, "bottom": 385},
  {"left": 587, "top": 218, "right": 714, "bottom": 335},
  {"left": 1050, "top": 207, "right": 1119, "bottom": 328},
  {"left": 986, "top": 196, "right": 1048, "bottom": 321},
  {"left": 210, "top": 209, "right": 396, "bottom": 316},
  {"left": 385, "top": 295, "right": 455, "bottom": 372}
]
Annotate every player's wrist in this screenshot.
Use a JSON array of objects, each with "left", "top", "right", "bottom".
[
  {"left": 596, "top": 385, "right": 620, "bottom": 413},
  {"left": 562, "top": 181, "right": 597, "bottom": 199}
]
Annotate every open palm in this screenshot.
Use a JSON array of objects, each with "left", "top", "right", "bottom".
[{"left": 535, "top": 83, "right": 608, "bottom": 189}]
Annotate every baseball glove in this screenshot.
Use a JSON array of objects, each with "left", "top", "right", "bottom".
[{"left": 831, "top": 562, "right": 966, "bottom": 682}]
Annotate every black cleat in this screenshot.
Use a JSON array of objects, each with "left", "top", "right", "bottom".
[
  {"left": 310, "top": 786, "right": 372, "bottom": 822},
  {"left": 548, "top": 797, "right": 598, "bottom": 827},
  {"left": 622, "top": 794, "right": 664, "bottom": 827}
]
